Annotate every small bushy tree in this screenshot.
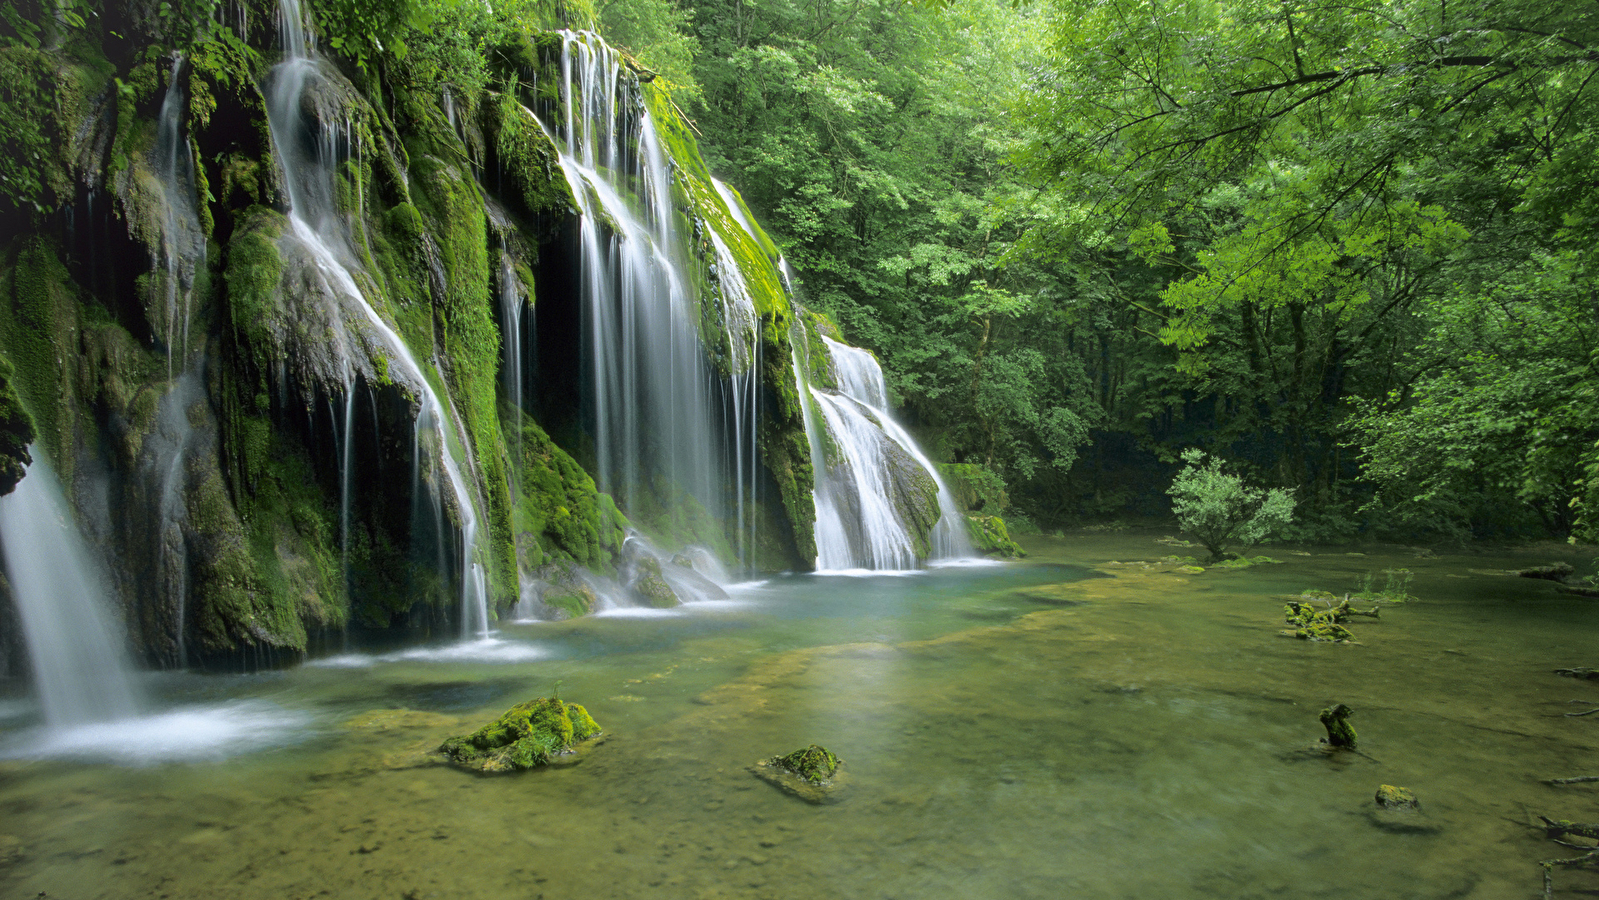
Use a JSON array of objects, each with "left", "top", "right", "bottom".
[{"left": 1168, "top": 449, "right": 1295, "bottom": 562}]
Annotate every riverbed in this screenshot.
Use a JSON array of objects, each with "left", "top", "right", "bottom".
[{"left": 2, "top": 533, "right": 1597, "bottom": 899}]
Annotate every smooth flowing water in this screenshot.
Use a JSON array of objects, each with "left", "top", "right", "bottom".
[
  {"left": 1, "top": 535, "right": 1594, "bottom": 898},
  {"left": 811, "top": 337, "right": 972, "bottom": 570},
  {"left": 265, "top": 0, "right": 488, "bottom": 637},
  {"left": 0, "top": 454, "right": 139, "bottom": 727}
]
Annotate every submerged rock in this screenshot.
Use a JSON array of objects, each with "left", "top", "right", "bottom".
[
  {"left": 752, "top": 744, "right": 846, "bottom": 804},
  {"left": 438, "top": 697, "right": 602, "bottom": 773},
  {"left": 1517, "top": 563, "right": 1575, "bottom": 581},
  {"left": 1375, "top": 784, "right": 1418, "bottom": 809},
  {"left": 1371, "top": 784, "right": 1434, "bottom": 832}
]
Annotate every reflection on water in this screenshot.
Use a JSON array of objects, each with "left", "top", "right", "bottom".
[{"left": 2, "top": 537, "right": 1597, "bottom": 898}]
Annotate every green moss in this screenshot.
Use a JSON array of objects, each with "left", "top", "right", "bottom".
[
  {"left": 510, "top": 411, "right": 630, "bottom": 571},
  {"left": 767, "top": 744, "right": 840, "bottom": 784},
  {"left": 965, "top": 514, "right": 1024, "bottom": 558},
  {"left": 941, "top": 463, "right": 1008, "bottom": 513},
  {"left": 485, "top": 91, "right": 576, "bottom": 227},
  {"left": 439, "top": 696, "right": 603, "bottom": 772},
  {"left": 0, "top": 354, "right": 34, "bottom": 495},
  {"left": 0, "top": 237, "right": 83, "bottom": 474}
]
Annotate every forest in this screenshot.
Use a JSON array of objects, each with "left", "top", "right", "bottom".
[
  {"left": 2, "top": 0, "right": 1594, "bottom": 548},
  {"left": 625, "top": 0, "right": 1599, "bottom": 543},
  {"left": 2, "top": 2, "right": 1599, "bottom": 898}
]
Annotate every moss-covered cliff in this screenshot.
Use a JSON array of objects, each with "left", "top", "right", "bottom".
[{"left": 0, "top": 0, "right": 821, "bottom": 668}]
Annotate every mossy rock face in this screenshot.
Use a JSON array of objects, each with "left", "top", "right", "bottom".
[
  {"left": 0, "top": 356, "right": 34, "bottom": 496},
  {"left": 752, "top": 744, "right": 847, "bottom": 804},
  {"left": 438, "top": 697, "right": 602, "bottom": 773},
  {"left": 940, "top": 463, "right": 1008, "bottom": 513},
  {"left": 965, "top": 514, "right": 1024, "bottom": 558}
]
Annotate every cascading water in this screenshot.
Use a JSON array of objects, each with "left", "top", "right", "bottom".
[
  {"left": 153, "top": 52, "right": 204, "bottom": 371},
  {"left": 807, "top": 337, "right": 973, "bottom": 570},
  {"left": 267, "top": 0, "right": 488, "bottom": 637},
  {"left": 0, "top": 454, "right": 140, "bottom": 727},
  {"left": 150, "top": 54, "right": 207, "bottom": 663},
  {"left": 534, "top": 32, "right": 762, "bottom": 570}
]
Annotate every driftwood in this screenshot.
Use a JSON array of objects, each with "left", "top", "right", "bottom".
[
  {"left": 1536, "top": 814, "right": 1599, "bottom": 898},
  {"left": 1544, "top": 775, "right": 1599, "bottom": 785}
]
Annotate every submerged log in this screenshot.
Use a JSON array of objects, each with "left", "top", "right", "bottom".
[{"left": 1319, "top": 703, "right": 1358, "bottom": 749}]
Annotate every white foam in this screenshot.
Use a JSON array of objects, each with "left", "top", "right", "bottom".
[
  {"left": 384, "top": 636, "right": 550, "bottom": 663},
  {"left": 811, "top": 568, "right": 924, "bottom": 578},
  {"left": 927, "top": 557, "right": 1007, "bottom": 569},
  {"left": 0, "top": 700, "right": 311, "bottom": 764},
  {"left": 305, "top": 653, "right": 377, "bottom": 669},
  {"left": 592, "top": 606, "right": 681, "bottom": 619}
]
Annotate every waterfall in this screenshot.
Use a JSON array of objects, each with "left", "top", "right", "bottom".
[
  {"left": 267, "top": 0, "right": 489, "bottom": 637},
  {"left": 535, "top": 32, "right": 761, "bottom": 569},
  {"left": 1, "top": 454, "right": 140, "bottom": 727},
  {"left": 808, "top": 337, "right": 973, "bottom": 570},
  {"left": 153, "top": 52, "right": 203, "bottom": 371},
  {"left": 149, "top": 53, "right": 207, "bottom": 665}
]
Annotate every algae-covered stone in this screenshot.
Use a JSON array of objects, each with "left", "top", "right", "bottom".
[
  {"left": 438, "top": 697, "right": 602, "bottom": 773},
  {"left": 1370, "top": 784, "right": 1434, "bottom": 832},
  {"left": 771, "top": 744, "right": 839, "bottom": 782},
  {"left": 1319, "top": 703, "right": 1357, "bottom": 749},
  {"left": 1375, "top": 784, "right": 1418, "bottom": 809},
  {"left": 752, "top": 744, "right": 846, "bottom": 804}
]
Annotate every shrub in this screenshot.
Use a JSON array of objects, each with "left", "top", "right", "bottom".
[{"left": 1168, "top": 448, "right": 1295, "bottom": 562}]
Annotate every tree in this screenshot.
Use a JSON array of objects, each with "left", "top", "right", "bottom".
[{"left": 1169, "top": 448, "right": 1295, "bottom": 561}]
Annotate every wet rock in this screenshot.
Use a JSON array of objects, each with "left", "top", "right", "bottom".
[
  {"left": 1319, "top": 703, "right": 1357, "bottom": 749},
  {"left": 1517, "top": 563, "right": 1575, "bottom": 581},
  {"left": 1375, "top": 784, "right": 1418, "bottom": 809},
  {"left": 661, "top": 559, "right": 729, "bottom": 602},
  {"left": 751, "top": 745, "right": 846, "bottom": 804},
  {"left": 531, "top": 561, "right": 601, "bottom": 618},
  {"left": 1371, "top": 785, "right": 1435, "bottom": 832},
  {"left": 438, "top": 697, "right": 602, "bottom": 773},
  {"left": 633, "top": 556, "right": 680, "bottom": 608}
]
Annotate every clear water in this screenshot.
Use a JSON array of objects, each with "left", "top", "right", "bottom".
[{"left": 1, "top": 535, "right": 1596, "bottom": 898}]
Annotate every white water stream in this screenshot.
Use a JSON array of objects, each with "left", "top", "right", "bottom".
[
  {"left": 810, "top": 337, "right": 972, "bottom": 570},
  {"left": 0, "top": 454, "right": 139, "bottom": 727},
  {"left": 268, "top": 0, "right": 488, "bottom": 636}
]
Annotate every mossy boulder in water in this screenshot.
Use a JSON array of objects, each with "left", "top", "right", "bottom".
[
  {"left": 752, "top": 744, "right": 846, "bottom": 804},
  {"left": 1319, "top": 703, "right": 1357, "bottom": 750},
  {"left": 438, "top": 697, "right": 602, "bottom": 773}
]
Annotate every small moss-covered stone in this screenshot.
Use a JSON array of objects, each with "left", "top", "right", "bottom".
[
  {"left": 768, "top": 744, "right": 840, "bottom": 783},
  {"left": 1319, "top": 703, "right": 1357, "bottom": 750},
  {"left": 438, "top": 697, "right": 602, "bottom": 773},
  {"left": 752, "top": 744, "right": 847, "bottom": 804},
  {"left": 1376, "top": 784, "right": 1418, "bottom": 809}
]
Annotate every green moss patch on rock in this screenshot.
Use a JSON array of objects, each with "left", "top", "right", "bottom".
[
  {"left": 965, "top": 514, "right": 1024, "bottom": 558},
  {"left": 438, "top": 696, "right": 603, "bottom": 773},
  {"left": 752, "top": 744, "right": 846, "bottom": 804}
]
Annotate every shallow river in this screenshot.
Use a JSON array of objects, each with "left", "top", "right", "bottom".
[{"left": 3, "top": 533, "right": 1598, "bottom": 899}]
